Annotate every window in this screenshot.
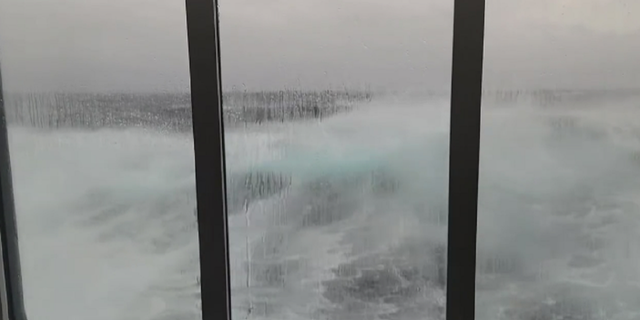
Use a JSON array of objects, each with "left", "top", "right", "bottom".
[
  {"left": 217, "top": 0, "right": 456, "bottom": 319},
  {"left": 0, "top": 0, "right": 493, "bottom": 319},
  {"left": 477, "top": 1, "right": 640, "bottom": 319},
  {"left": 0, "top": 1, "right": 201, "bottom": 320}
]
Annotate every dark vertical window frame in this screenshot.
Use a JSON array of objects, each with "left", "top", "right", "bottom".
[
  {"left": 184, "top": 1, "right": 231, "bottom": 320},
  {"left": 0, "top": 66, "right": 27, "bottom": 320},
  {"left": 445, "top": 0, "right": 486, "bottom": 319},
  {"left": 0, "top": 245, "right": 8, "bottom": 320}
]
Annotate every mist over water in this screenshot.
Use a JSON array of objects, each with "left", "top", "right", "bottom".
[
  {"left": 8, "top": 127, "right": 197, "bottom": 320},
  {"left": 8, "top": 92, "right": 640, "bottom": 320}
]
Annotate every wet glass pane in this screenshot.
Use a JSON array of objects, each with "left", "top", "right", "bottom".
[
  {"left": 0, "top": 1, "right": 201, "bottom": 320},
  {"left": 219, "top": 0, "right": 453, "bottom": 319},
  {"left": 477, "top": 1, "right": 640, "bottom": 319}
]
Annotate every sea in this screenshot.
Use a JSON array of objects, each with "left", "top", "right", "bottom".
[{"left": 7, "top": 90, "right": 640, "bottom": 320}]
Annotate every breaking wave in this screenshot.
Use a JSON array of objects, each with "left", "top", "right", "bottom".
[{"left": 9, "top": 92, "right": 640, "bottom": 320}]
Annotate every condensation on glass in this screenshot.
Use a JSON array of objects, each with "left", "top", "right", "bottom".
[
  {"left": 219, "top": 0, "right": 454, "bottom": 319},
  {"left": 0, "top": 1, "right": 201, "bottom": 320},
  {"left": 477, "top": 1, "right": 640, "bottom": 319}
]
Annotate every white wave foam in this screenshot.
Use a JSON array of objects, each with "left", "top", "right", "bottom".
[{"left": 8, "top": 95, "right": 640, "bottom": 320}]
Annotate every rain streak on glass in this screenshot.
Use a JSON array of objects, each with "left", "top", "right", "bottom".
[
  {"left": 476, "top": 1, "right": 640, "bottom": 320},
  {"left": 219, "top": 0, "right": 453, "bottom": 319},
  {"left": 0, "top": 1, "right": 201, "bottom": 320}
]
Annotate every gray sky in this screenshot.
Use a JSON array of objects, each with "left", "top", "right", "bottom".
[{"left": 0, "top": 0, "right": 639, "bottom": 92}]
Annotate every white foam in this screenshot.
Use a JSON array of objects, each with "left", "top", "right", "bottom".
[{"left": 9, "top": 95, "right": 640, "bottom": 320}]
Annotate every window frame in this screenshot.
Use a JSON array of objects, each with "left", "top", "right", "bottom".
[
  {"left": 445, "top": 0, "right": 486, "bottom": 319},
  {"left": 0, "top": 66, "right": 27, "bottom": 320},
  {"left": 184, "top": 0, "right": 232, "bottom": 320},
  {"left": 184, "top": 0, "right": 487, "bottom": 318}
]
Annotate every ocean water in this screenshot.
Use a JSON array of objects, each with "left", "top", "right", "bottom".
[{"left": 8, "top": 93, "right": 640, "bottom": 320}]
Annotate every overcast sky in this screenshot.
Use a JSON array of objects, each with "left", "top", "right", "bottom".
[{"left": 0, "top": 0, "right": 639, "bottom": 92}]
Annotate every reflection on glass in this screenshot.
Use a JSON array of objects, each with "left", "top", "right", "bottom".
[
  {"left": 220, "top": 0, "right": 453, "bottom": 319},
  {"left": 477, "top": 1, "right": 640, "bottom": 319},
  {"left": 0, "top": 1, "right": 200, "bottom": 320}
]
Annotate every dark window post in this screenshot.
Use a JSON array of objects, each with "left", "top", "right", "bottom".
[
  {"left": 184, "top": 1, "right": 231, "bottom": 320},
  {"left": 446, "top": 0, "right": 486, "bottom": 319},
  {"left": 0, "top": 65, "right": 27, "bottom": 320}
]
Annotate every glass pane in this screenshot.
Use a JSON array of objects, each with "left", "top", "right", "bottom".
[
  {"left": 0, "top": 1, "right": 201, "bottom": 320},
  {"left": 477, "top": 2, "right": 640, "bottom": 319},
  {"left": 219, "top": 0, "right": 453, "bottom": 319}
]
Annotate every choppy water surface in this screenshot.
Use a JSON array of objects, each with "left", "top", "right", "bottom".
[{"left": 9, "top": 92, "right": 640, "bottom": 320}]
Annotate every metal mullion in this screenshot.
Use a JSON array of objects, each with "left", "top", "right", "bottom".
[
  {"left": 445, "top": 0, "right": 486, "bottom": 319},
  {"left": 0, "top": 65, "right": 27, "bottom": 320},
  {"left": 184, "top": 1, "right": 231, "bottom": 320}
]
